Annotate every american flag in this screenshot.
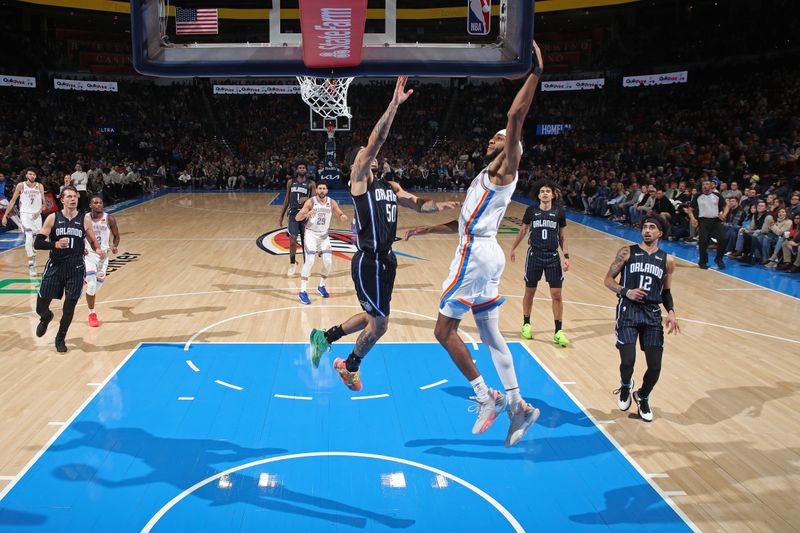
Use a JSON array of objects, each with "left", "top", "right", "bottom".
[{"left": 175, "top": 7, "right": 219, "bottom": 35}]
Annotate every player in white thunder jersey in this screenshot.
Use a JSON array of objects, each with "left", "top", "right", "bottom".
[
  {"left": 2, "top": 168, "right": 45, "bottom": 277},
  {"left": 84, "top": 195, "right": 120, "bottom": 327},
  {"left": 294, "top": 183, "right": 348, "bottom": 304},
  {"left": 404, "top": 42, "right": 545, "bottom": 447}
]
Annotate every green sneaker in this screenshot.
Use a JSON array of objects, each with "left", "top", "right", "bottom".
[
  {"left": 521, "top": 323, "right": 533, "bottom": 340},
  {"left": 553, "top": 329, "right": 570, "bottom": 347},
  {"left": 310, "top": 328, "right": 331, "bottom": 368}
]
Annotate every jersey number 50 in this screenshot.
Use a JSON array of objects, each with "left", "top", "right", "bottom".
[{"left": 386, "top": 204, "right": 397, "bottom": 223}]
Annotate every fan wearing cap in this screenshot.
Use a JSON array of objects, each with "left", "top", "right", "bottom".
[
  {"left": 604, "top": 215, "right": 680, "bottom": 422},
  {"left": 404, "top": 42, "right": 545, "bottom": 447}
]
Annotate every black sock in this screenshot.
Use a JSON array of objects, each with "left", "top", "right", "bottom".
[
  {"left": 555, "top": 320, "right": 563, "bottom": 333},
  {"left": 345, "top": 352, "right": 363, "bottom": 373},
  {"left": 324, "top": 324, "right": 345, "bottom": 344},
  {"left": 523, "top": 315, "right": 530, "bottom": 326},
  {"left": 290, "top": 257, "right": 296, "bottom": 265}
]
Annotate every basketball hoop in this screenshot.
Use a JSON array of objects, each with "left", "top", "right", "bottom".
[
  {"left": 325, "top": 122, "right": 336, "bottom": 139},
  {"left": 296, "top": 76, "right": 354, "bottom": 120}
]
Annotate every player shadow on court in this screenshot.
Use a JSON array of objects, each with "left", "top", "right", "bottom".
[
  {"left": 101, "top": 305, "right": 228, "bottom": 324},
  {"left": 568, "top": 483, "right": 688, "bottom": 526},
  {"left": 0, "top": 509, "right": 48, "bottom": 527},
  {"left": 588, "top": 381, "right": 800, "bottom": 426},
  {"left": 50, "top": 422, "right": 414, "bottom": 529}
]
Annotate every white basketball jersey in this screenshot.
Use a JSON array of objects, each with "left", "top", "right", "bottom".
[
  {"left": 85, "top": 212, "right": 111, "bottom": 252},
  {"left": 20, "top": 182, "right": 43, "bottom": 215},
  {"left": 305, "top": 196, "right": 333, "bottom": 234},
  {"left": 458, "top": 167, "right": 517, "bottom": 239}
]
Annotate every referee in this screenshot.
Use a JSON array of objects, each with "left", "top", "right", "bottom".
[
  {"left": 688, "top": 179, "right": 729, "bottom": 269},
  {"left": 34, "top": 186, "right": 104, "bottom": 352}
]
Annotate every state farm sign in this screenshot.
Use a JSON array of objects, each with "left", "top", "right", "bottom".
[{"left": 299, "top": 0, "right": 367, "bottom": 68}]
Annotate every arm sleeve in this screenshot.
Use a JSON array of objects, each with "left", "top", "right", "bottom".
[{"left": 34, "top": 233, "right": 53, "bottom": 250}]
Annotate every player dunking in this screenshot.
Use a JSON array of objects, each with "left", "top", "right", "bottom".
[
  {"left": 294, "top": 182, "right": 348, "bottom": 304},
  {"left": 278, "top": 163, "right": 315, "bottom": 276},
  {"left": 604, "top": 216, "right": 680, "bottom": 422},
  {"left": 2, "top": 168, "right": 45, "bottom": 277},
  {"left": 509, "top": 181, "right": 570, "bottom": 346},
  {"left": 34, "top": 186, "right": 104, "bottom": 352},
  {"left": 84, "top": 195, "right": 120, "bottom": 327},
  {"left": 404, "top": 43, "right": 545, "bottom": 447},
  {"left": 308, "top": 77, "right": 458, "bottom": 390}
]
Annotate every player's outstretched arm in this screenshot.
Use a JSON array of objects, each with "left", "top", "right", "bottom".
[
  {"left": 352, "top": 77, "right": 413, "bottom": 194},
  {"left": 403, "top": 220, "right": 459, "bottom": 240},
  {"left": 388, "top": 181, "right": 460, "bottom": 213},
  {"left": 294, "top": 199, "right": 314, "bottom": 221},
  {"left": 492, "top": 41, "right": 544, "bottom": 182}
]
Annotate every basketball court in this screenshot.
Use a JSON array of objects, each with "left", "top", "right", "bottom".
[{"left": 1, "top": 192, "right": 798, "bottom": 531}]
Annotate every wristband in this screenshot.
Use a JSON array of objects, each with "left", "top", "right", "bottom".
[{"left": 532, "top": 66, "right": 543, "bottom": 77}]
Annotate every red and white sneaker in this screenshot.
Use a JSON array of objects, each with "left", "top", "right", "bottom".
[
  {"left": 333, "top": 357, "right": 363, "bottom": 392},
  {"left": 88, "top": 313, "right": 101, "bottom": 327}
]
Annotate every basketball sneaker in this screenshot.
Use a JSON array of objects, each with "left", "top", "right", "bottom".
[
  {"left": 287, "top": 263, "right": 297, "bottom": 276},
  {"left": 521, "top": 323, "right": 532, "bottom": 340},
  {"left": 614, "top": 379, "right": 634, "bottom": 411},
  {"left": 55, "top": 335, "right": 67, "bottom": 353},
  {"left": 505, "top": 401, "right": 540, "bottom": 447},
  {"left": 36, "top": 311, "right": 54, "bottom": 338},
  {"left": 298, "top": 291, "right": 311, "bottom": 305},
  {"left": 633, "top": 390, "right": 653, "bottom": 422},
  {"left": 553, "top": 329, "right": 570, "bottom": 347},
  {"left": 317, "top": 286, "right": 330, "bottom": 298},
  {"left": 333, "top": 357, "right": 362, "bottom": 391},
  {"left": 309, "top": 328, "right": 331, "bottom": 368},
  {"left": 469, "top": 389, "right": 508, "bottom": 434},
  {"left": 88, "top": 313, "right": 101, "bottom": 328}
]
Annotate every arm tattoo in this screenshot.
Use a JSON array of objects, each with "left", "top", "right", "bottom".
[
  {"left": 607, "top": 248, "right": 628, "bottom": 278},
  {"left": 370, "top": 105, "right": 397, "bottom": 147}
]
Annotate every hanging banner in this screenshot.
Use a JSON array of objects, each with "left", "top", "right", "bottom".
[
  {"left": 0, "top": 75, "right": 36, "bottom": 88},
  {"left": 536, "top": 124, "right": 572, "bottom": 136},
  {"left": 212, "top": 84, "right": 301, "bottom": 95},
  {"left": 541, "top": 78, "right": 604, "bottom": 91},
  {"left": 623, "top": 71, "right": 688, "bottom": 87},
  {"left": 54, "top": 78, "right": 118, "bottom": 92},
  {"left": 299, "top": 0, "right": 368, "bottom": 68}
]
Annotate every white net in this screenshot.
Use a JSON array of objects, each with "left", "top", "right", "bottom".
[{"left": 296, "top": 76, "right": 354, "bottom": 119}]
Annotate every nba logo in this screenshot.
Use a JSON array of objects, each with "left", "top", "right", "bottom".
[{"left": 467, "top": 0, "right": 491, "bottom": 35}]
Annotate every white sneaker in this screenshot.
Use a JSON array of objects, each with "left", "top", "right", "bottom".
[
  {"left": 633, "top": 391, "right": 653, "bottom": 422},
  {"left": 287, "top": 263, "right": 297, "bottom": 276},
  {"left": 469, "top": 389, "right": 507, "bottom": 434},
  {"left": 505, "top": 401, "right": 539, "bottom": 447},
  {"left": 614, "top": 379, "right": 634, "bottom": 411}
]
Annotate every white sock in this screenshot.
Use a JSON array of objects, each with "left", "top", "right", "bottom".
[
  {"left": 319, "top": 277, "right": 326, "bottom": 287},
  {"left": 300, "top": 278, "right": 308, "bottom": 292},
  {"left": 506, "top": 387, "right": 523, "bottom": 406},
  {"left": 470, "top": 375, "right": 490, "bottom": 403},
  {"left": 89, "top": 308, "right": 95, "bottom": 314}
]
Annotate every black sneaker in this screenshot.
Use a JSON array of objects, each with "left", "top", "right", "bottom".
[
  {"left": 36, "top": 312, "right": 54, "bottom": 338},
  {"left": 55, "top": 336, "right": 68, "bottom": 353},
  {"left": 633, "top": 390, "right": 653, "bottom": 422},
  {"left": 715, "top": 260, "right": 726, "bottom": 270},
  {"left": 698, "top": 263, "right": 709, "bottom": 270},
  {"left": 614, "top": 379, "right": 634, "bottom": 411}
]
